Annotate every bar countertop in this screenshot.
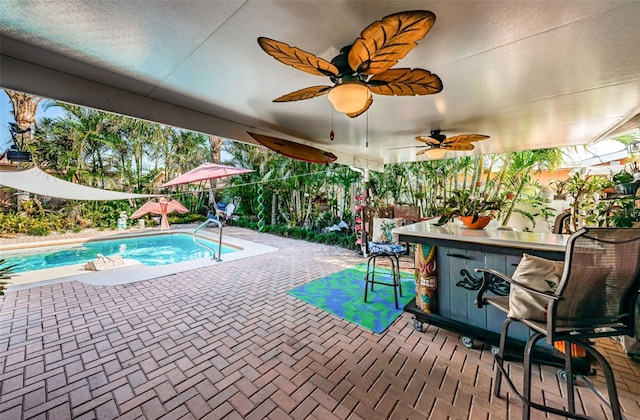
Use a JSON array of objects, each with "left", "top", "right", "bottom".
[{"left": 394, "top": 221, "right": 569, "bottom": 253}]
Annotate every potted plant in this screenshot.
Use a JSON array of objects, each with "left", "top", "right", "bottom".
[
  {"left": 628, "top": 160, "right": 640, "bottom": 182},
  {"left": 550, "top": 179, "right": 568, "bottom": 200},
  {"left": 435, "top": 189, "right": 507, "bottom": 229},
  {"left": 600, "top": 177, "right": 618, "bottom": 196},
  {"left": 595, "top": 198, "right": 640, "bottom": 228},
  {"left": 613, "top": 170, "right": 633, "bottom": 184},
  {"left": 613, "top": 169, "right": 639, "bottom": 195}
]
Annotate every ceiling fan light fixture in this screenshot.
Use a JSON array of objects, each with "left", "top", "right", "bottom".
[
  {"left": 327, "top": 82, "right": 370, "bottom": 114},
  {"left": 425, "top": 147, "right": 447, "bottom": 159}
]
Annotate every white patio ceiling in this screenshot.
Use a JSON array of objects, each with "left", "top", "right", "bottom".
[{"left": 1, "top": 1, "right": 639, "bottom": 170}]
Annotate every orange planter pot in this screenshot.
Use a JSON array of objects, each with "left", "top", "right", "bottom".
[{"left": 460, "top": 215, "right": 491, "bottom": 229}]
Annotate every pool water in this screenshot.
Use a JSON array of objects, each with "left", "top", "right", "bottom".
[{"left": 2, "top": 233, "right": 236, "bottom": 273}]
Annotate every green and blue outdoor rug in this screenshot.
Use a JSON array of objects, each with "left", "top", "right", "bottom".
[{"left": 288, "top": 263, "right": 415, "bottom": 334}]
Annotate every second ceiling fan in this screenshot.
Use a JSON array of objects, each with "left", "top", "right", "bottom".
[
  {"left": 258, "top": 10, "right": 443, "bottom": 118},
  {"left": 392, "top": 130, "right": 490, "bottom": 159}
]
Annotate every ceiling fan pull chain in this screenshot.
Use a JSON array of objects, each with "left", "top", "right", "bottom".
[
  {"left": 366, "top": 112, "right": 369, "bottom": 148},
  {"left": 330, "top": 108, "right": 335, "bottom": 140}
]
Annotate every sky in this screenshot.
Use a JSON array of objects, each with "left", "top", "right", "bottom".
[{"left": 1, "top": 90, "right": 63, "bottom": 151}]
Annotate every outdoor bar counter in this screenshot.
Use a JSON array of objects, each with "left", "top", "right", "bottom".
[{"left": 394, "top": 221, "right": 571, "bottom": 360}]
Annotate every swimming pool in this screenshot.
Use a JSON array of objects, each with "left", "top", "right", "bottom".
[{"left": 2, "top": 233, "right": 237, "bottom": 273}]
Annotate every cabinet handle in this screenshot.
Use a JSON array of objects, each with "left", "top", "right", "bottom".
[
  {"left": 511, "top": 263, "right": 519, "bottom": 267},
  {"left": 446, "top": 253, "right": 471, "bottom": 260}
]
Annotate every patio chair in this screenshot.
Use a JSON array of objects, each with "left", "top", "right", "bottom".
[
  {"left": 208, "top": 202, "right": 236, "bottom": 226},
  {"left": 475, "top": 227, "right": 640, "bottom": 420},
  {"left": 222, "top": 203, "right": 236, "bottom": 226},
  {"left": 552, "top": 209, "right": 571, "bottom": 234},
  {"left": 392, "top": 205, "right": 421, "bottom": 224},
  {"left": 207, "top": 202, "right": 226, "bottom": 221}
]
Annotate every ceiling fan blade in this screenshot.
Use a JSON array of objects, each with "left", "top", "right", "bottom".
[
  {"left": 415, "top": 135, "right": 441, "bottom": 145},
  {"left": 348, "top": 10, "right": 436, "bottom": 75},
  {"left": 416, "top": 147, "right": 433, "bottom": 156},
  {"left": 258, "top": 37, "right": 339, "bottom": 77},
  {"left": 367, "top": 68, "right": 442, "bottom": 96},
  {"left": 345, "top": 95, "right": 373, "bottom": 118},
  {"left": 273, "top": 86, "right": 332, "bottom": 102},
  {"left": 247, "top": 132, "right": 337, "bottom": 164},
  {"left": 442, "top": 134, "right": 490, "bottom": 144},
  {"left": 444, "top": 143, "right": 475, "bottom": 151}
]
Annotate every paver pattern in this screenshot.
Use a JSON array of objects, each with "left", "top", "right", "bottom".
[{"left": 1, "top": 227, "right": 639, "bottom": 419}]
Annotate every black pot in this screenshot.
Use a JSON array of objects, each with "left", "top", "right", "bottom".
[{"left": 614, "top": 182, "right": 640, "bottom": 195}]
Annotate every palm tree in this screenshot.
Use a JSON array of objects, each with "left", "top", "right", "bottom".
[
  {"left": 500, "top": 148, "right": 563, "bottom": 226},
  {"left": 4, "top": 89, "right": 42, "bottom": 146},
  {"left": 169, "top": 130, "right": 209, "bottom": 176},
  {"left": 32, "top": 117, "right": 77, "bottom": 176},
  {"left": 108, "top": 117, "right": 158, "bottom": 191},
  {"left": 224, "top": 141, "right": 270, "bottom": 218},
  {"left": 326, "top": 165, "right": 360, "bottom": 220},
  {"left": 35, "top": 103, "right": 116, "bottom": 185}
]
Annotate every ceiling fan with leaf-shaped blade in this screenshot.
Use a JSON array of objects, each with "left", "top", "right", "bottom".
[
  {"left": 390, "top": 130, "right": 490, "bottom": 159},
  {"left": 258, "top": 10, "right": 443, "bottom": 118}
]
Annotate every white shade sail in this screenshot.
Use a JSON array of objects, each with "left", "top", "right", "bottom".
[{"left": 0, "top": 168, "right": 158, "bottom": 201}]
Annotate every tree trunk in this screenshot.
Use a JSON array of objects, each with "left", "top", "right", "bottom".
[
  {"left": 494, "top": 155, "right": 512, "bottom": 196},
  {"left": 271, "top": 193, "right": 278, "bottom": 225},
  {"left": 501, "top": 167, "right": 532, "bottom": 226},
  {"left": 208, "top": 135, "right": 223, "bottom": 209},
  {"left": 484, "top": 155, "right": 495, "bottom": 188},
  {"left": 470, "top": 156, "right": 484, "bottom": 194},
  {"left": 304, "top": 196, "right": 313, "bottom": 227},
  {"left": 293, "top": 189, "right": 301, "bottom": 225}
]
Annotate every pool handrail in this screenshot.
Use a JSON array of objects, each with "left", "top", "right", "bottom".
[{"left": 193, "top": 219, "right": 223, "bottom": 262}]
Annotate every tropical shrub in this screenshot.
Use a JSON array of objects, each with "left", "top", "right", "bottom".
[
  {"left": 0, "top": 258, "right": 16, "bottom": 295},
  {"left": 0, "top": 212, "right": 75, "bottom": 236},
  {"left": 167, "top": 213, "right": 207, "bottom": 224},
  {"left": 232, "top": 216, "right": 357, "bottom": 250},
  {"left": 77, "top": 201, "right": 136, "bottom": 229}
]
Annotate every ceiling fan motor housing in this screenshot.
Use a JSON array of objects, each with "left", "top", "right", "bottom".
[
  {"left": 430, "top": 130, "right": 447, "bottom": 142},
  {"left": 330, "top": 45, "right": 366, "bottom": 82}
]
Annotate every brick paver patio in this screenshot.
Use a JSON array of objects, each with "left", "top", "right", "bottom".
[{"left": 1, "top": 227, "right": 639, "bottom": 419}]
